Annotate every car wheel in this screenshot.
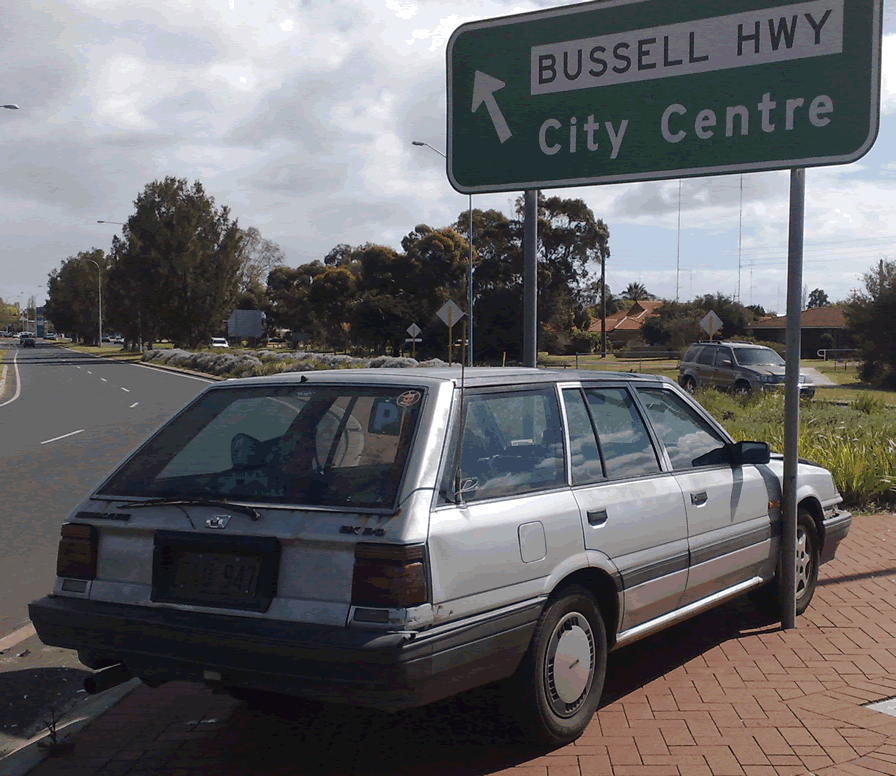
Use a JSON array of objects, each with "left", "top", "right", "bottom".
[
  {"left": 733, "top": 381, "right": 752, "bottom": 397},
  {"left": 682, "top": 376, "right": 697, "bottom": 395},
  {"left": 749, "top": 508, "right": 820, "bottom": 617},
  {"left": 508, "top": 586, "right": 607, "bottom": 745}
]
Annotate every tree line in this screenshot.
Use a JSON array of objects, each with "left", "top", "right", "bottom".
[
  {"left": 45, "top": 179, "right": 611, "bottom": 360},
  {"left": 42, "top": 175, "right": 896, "bottom": 386}
]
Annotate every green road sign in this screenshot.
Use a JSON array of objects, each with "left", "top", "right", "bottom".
[{"left": 447, "top": 0, "right": 881, "bottom": 194}]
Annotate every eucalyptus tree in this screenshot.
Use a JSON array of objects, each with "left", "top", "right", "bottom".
[
  {"left": 45, "top": 249, "right": 108, "bottom": 344},
  {"left": 104, "top": 177, "right": 242, "bottom": 348}
]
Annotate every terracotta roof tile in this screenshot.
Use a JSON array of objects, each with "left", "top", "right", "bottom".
[{"left": 748, "top": 306, "right": 845, "bottom": 329}]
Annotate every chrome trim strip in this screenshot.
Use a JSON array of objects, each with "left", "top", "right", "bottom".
[{"left": 612, "top": 576, "right": 764, "bottom": 651}]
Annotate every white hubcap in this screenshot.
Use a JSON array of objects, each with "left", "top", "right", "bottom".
[
  {"left": 795, "top": 526, "right": 812, "bottom": 596},
  {"left": 548, "top": 613, "right": 594, "bottom": 709}
]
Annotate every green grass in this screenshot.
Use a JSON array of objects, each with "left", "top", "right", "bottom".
[
  {"left": 63, "top": 342, "right": 173, "bottom": 362},
  {"left": 695, "top": 387, "right": 896, "bottom": 512}
]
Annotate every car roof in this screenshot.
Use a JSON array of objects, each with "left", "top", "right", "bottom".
[
  {"left": 215, "top": 367, "right": 672, "bottom": 390},
  {"left": 691, "top": 341, "right": 770, "bottom": 349}
]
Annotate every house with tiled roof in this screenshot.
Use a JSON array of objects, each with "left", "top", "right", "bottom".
[
  {"left": 588, "top": 300, "right": 663, "bottom": 347},
  {"left": 746, "top": 306, "right": 850, "bottom": 357}
]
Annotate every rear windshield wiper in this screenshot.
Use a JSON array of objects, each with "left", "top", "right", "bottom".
[{"left": 114, "top": 497, "right": 260, "bottom": 521}]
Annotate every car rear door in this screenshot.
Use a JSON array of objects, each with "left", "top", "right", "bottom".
[
  {"left": 562, "top": 384, "right": 689, "bottom": 633},
  {"left": 634, "top": 386, "right": 776, "bottom": 606},
  {"left": 428, "top": 385, "right": 583, "bottom": 623}
]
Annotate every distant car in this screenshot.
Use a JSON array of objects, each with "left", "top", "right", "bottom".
[
  {"left": 678, "top": 341, "right": 815, "bottom": 399},
  {"left": 44, "top": 332, "right": 57, "bottom": 340},
  {"left": 20, "top": 334, "right": 36, "bottom": 348},
  {"left": 210, "top": 337, "right": 229, "bottom": 348},
  {"left": 113, "top": 335, "right": 124, "bottom": 344}
]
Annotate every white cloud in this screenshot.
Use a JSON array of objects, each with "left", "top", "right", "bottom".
[{"left": 385, "top": 0, "right": 418, "bottom": 21}]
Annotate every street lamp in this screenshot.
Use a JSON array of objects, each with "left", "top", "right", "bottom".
[
  {"left": 2, "top": 104, "right": 19, "bottom": 110},
  {"left": 412, "top": 140, "right": 474, "bottom": 367},
  {"left": 97, "top": 220, "right": 126, "bottom": 225},
  {"left": 77, "top": 258, "right": 103, "bottom": 348}
]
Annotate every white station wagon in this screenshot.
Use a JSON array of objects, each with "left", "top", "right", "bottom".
[{"left": 30, "top": 368, "right": 851, "bottom": 743}]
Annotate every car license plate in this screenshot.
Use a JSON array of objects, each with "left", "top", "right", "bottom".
[{"left": 170, "top": 551, "right": 262, "bottom": 599}]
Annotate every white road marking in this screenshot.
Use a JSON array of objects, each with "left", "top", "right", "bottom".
[
  {"left": 121, "top": 387, "right": 130, "bottom": 392},
  {"left": 130, "top": 402, "right": 139, "bottom": 408},
  {"left": 0, "top": 623, "right": 36, "bottom": 652},
  {"left": 41, "top": 428, "right": 85, "bottom": 445},
  {"left": 0, "top": 350, "right": 22, "bottom": 408},
  {"left": 101, "top": 378, "right": 107, "bottom": 382},
  {"left": 87, "top": 370, "right": 92, "bottom": 374}
]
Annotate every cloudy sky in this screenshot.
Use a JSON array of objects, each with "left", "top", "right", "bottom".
[{"left": 2, "top": 0, "right": 894, "bottom": 316}]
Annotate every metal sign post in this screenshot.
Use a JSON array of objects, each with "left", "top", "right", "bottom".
[
  {"left": 781, "top": 168, "right": 805, "bottom": 630},
  {"left": 407, "top": 323, "right": 421, "bottom": 360},
  {"left": 437, "top": 301, "right": 465, "bottom": 365},
  {"left": 523, "top": 190, "right": 538, "bottom": 367}
]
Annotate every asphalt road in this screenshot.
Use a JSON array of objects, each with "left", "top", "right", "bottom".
[{"left": 0, "top": 341, "right": 210, "bottom": 753}]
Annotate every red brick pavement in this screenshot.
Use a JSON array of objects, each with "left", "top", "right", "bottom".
[{"left": 23, "top": 513, "right": 896, "bottom": 776}]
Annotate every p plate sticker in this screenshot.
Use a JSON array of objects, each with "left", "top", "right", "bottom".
[{"left": 397, "top": 390, "right": 421, "bottom": 408}]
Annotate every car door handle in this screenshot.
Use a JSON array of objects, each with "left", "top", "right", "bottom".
[
  {"left": 587, "top": 508, "right": 608, "bottom": 526},
  {"left": 691, "top": 491, "right": 708, "bottom": 506}
]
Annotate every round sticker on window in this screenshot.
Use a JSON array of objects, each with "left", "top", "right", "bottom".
[{"left": 397, "top": 390, "right": 421, "bottom": 408}]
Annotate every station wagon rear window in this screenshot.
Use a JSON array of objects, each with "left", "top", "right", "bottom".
[{"left": 99, "top": 385, "right": 424, "bottom": 509}]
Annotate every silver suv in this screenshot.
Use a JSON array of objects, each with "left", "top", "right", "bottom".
[
  {"left": 678, "top": 341, "right": 815, "bottom": 398},
  {"left": 30, "top": 367, "right": 847, "bottom": 743}
]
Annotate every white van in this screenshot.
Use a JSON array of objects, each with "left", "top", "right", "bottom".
[{"left": 30, "top": 368, "right": 851, "bottom": 743}]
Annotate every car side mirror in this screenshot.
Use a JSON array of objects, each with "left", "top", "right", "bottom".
[{"left": 729, "top": 441, "right": 770, "bottom": 466}]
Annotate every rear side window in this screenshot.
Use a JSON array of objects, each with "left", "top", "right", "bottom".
[
  {"left": 583, "top": 387, "right": 660, "bottom": 479},
  {"left": 563, "top": 388, "right": 605, "bottom": 485},
  {"left": 696, "top": 347, "right": 716, "bottom": 365},
  {"left": 682, "top": 345, "right": 702, "bottom": 363},
  {"left": 449, "top": 387, "right": 564, "bottom": 502}
]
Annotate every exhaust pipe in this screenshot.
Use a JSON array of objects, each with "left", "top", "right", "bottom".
[{"left": 84, "top": 663, "right": 132, "bottom": 694}]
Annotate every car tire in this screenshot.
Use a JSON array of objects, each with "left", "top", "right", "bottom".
[
  {"left": 508, "top": 586, "right": 607, "bottom": 745},
  {"left": 749, "top": 508, "right": 819, "bottom": 617},
  {"left": 733, "top": 381, "right": 752, "bottom": 397},
  {"left": 682, "top": 376, "right": 697, "bottom": 395}
]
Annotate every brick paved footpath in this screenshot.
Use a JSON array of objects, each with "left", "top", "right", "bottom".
[{"left": 24, "top": 513, "right": 896, "bottom": 776}]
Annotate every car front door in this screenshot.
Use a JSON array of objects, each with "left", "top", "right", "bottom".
[
  {"left": 711, "top": 347, "right": 736, "bottom": 391},
  {"left": 635, "top": 386, "right": 776, "bottom": 607},
  {"left": 562, "top": 385, "right": 689, "bottom": 633}
]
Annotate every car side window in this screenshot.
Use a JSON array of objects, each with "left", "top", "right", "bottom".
[
  {"left": 637, "top": 387, "right": 727, "bottom": 470},
  {"left": 696, "top": 347, "right": 715, "bottom": 365},
  {"left": 715, "top": 347, "right": 734, "bottom": 366},
  {"left": 563, "top": 389, "right": 605, "bottom": 485},
  {"left": 449, "top": 387, "right": 565, "bottom": 502},
  {"left": 582, "top": 387, "right": 660, "bottom": 479}
]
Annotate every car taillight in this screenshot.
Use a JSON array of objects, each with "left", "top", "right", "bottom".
[
  {"left": 56, "top": 523, "right": 98, "bottom": 580},
  {"left": 351, "top": 543, "right": 428, "bottom": 607}
]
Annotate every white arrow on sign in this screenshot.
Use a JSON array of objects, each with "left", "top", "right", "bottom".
[{"left": 472, "top": 71, "right": 512, "bottom": 144}]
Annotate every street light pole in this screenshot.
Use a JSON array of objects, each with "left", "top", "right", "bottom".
[{"left": 412, "top": 140, "right": 474, "bottom": 367}]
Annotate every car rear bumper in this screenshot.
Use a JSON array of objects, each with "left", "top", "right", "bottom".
[{"left": 28, "top": 595, "right": 540, "bottom": 711}]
